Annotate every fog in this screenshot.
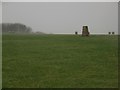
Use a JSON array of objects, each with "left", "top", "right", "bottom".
[{"left": 2, "top": 2, "right": 118, "bottom": 34}]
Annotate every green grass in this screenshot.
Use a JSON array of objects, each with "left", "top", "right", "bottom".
[
  {"left": 2, "top": 34, "right": 118, "bottom": 88},
  {"left": 0, "top": 34, "right": 2, "bottom": 89}
]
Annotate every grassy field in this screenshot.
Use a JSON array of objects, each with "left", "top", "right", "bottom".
[{"left": 2, "top": 34, "right": 118, "bottom": 88}]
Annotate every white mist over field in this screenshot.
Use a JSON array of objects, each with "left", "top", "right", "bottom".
[{"left": 2, "top": 2, "right": 118, "bottom": 34}]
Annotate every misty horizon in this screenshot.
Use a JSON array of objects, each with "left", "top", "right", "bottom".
[{"left": 2, "top": 2, "right": 118, "bottom": 34}]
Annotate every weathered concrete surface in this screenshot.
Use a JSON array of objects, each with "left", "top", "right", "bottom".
[{"left": 82, "top": 26, "right": 90, "bottom": 36}]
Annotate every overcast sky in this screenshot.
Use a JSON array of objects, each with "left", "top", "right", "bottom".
[{"left": 2, "top": 2, "right": 118, "bottom": 34}]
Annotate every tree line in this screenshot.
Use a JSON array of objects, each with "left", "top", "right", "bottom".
[{"left": 2, "top": 23, "right": 32, "bottom": 34}]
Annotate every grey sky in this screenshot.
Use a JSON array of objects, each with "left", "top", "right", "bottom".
[
  {"left": 0, "top": 1, "right": 1, "bottom": 34},
  {"left": 2, "top": 2, "right": 118, "bottom": 34}
]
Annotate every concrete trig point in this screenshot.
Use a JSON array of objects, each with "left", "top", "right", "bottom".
[{"left": 82, "top": 26, "right": 90, "bottom": 36}]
